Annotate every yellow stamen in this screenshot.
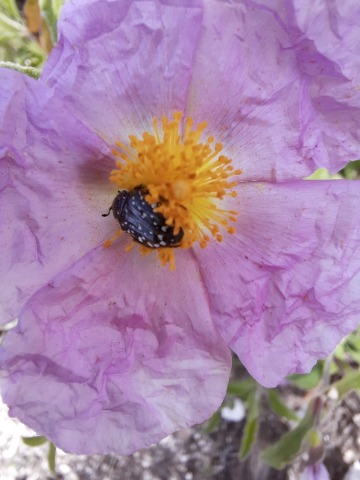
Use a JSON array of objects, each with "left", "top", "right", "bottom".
[{"left": 109, "top": 112, "right": 241, "bottom": 268}]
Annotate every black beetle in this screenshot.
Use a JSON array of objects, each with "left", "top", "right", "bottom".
[{"left": 103, "top": 186, "right": 184, "bottom": 248}]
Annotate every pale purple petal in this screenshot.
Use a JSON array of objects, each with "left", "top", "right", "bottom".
[
  {"left": 42, "top": 0, "right": 203, "bottom": 144},
  {"left": 1, "top": 0, "right": 360, "bottom": 456},
  {"left": 300, "top": 463, "right": 330, "bottom": 480},
  {"left": 0, "top": 245, "right": 231, "bottom": 454},
  {"left": 0, "top": 70, "right": 114, "bottom": 325},
  {"left": 188, "top": 0, "right": 360, "bottom": 180},
  {"left": 286, "top": 0, "right": 360, "bottom": 175},
  {"left": 42, "top": 0, "right": 360, "bottom": 179},
  {"left": 195, "top": 180, "right": 360, "bottom": 387}
]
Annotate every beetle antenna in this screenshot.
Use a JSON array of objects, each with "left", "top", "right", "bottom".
[{"left": 102, "top": 206, "right": 112, "bottom": 217}]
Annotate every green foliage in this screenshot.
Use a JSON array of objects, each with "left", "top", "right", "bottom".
[
  {"left": 203, "top": 409, "right": 221, "bottom": 434},
  {"left": 22, "top": 435, "right": 47, "bottom": 446},
  {"left": 227, "top": 378, "right": 256, "bottom": 400},
  {"left": 305, "top": 167, "right": 342, "bottom": 180},
  {"left": 0, "top": 10, "right": 44, "bottom": 67},
  {"left": 331, "top": 369, "right": 360, "bottom": 399},
  {"left": 48, "top": 442, "right": 57, "bottom": 474},
  {"left": 267, "top": 389, "right": 299, "bottom": 422},
  {"left": 22, "top": 435, "right": 56, "bottom": 473},
  {"left": 306, "top": 161, "right": 360, "bottom": 180},
  {"left": 0, "top": 0, "right": 21, "bottom": 20},
  {"left": 341, "top": 329, "right": 360, "bottom": 365},
  {"left": 341, "top": 160, "right": 360, "bottom": 179},
  {"left": 287, "top": 361, "right": 324, "bottom": 390},
  {"left": 40, "top": 0, "right": 60, "bottom": 43},
  {"left": 261, "top": 406, "right": 314, "bottom": 469},
  {"left": 0, "top": 0, "right": 64, "bottom": 68},
  {"left": 0, "top": 60, "right": 40, "bottom": 78},
  {"left": 239, "top": 392, "right": 260, "bottom": 459}
]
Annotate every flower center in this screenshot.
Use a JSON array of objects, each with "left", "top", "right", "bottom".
[{"left": 107, "top": 112, "right": 241, "bottom": 270}]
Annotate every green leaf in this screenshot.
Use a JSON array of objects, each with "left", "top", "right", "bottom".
[
  {"left": 39, "top": 0, "right": 64, "bottom": 43},
  {"left": 305, "top": 430, "right": 325, "bottom": 465},
  {"left": 227, "top": 378, "right": 256, "bottom": 400},
  {"left": 345, "top": 349, "right": 360, "bottom": 366},
  {"left": 203, "top": 410, "right": 221, "bottom": 434},
  {"left": 287, "top": 361, "right": 323, "bottom": 390},
  {"left": 344, "top": 336, "right": 360, "bottom": 364},
  {"left": 261, "top": 408, "right": 314, "bottom": 469},
  {"left": 334, "top": 341, "right": 346, "bottom": 362},
  {"left": 39, "top": 0, "right": 57, "bottom": 43},
  {"left": 22, "top": 435, "right": 47, "bottom": 446},
  {"left": 267, "top": 389, "right": 299, "bottom": 422},
  {"left": 346, "top": 330, "right": 360, "bottom": 346},
  {"left": 239, "top": 414, "right": 258, "bottom": 459},
  {"left": 1, "top": 0, "right": 21, "bottom": 19},
  {"left": 51, "top": 0, "right": 64, "bottom": 17},
  {"left": 47, "top": 442, "right": 56, "bottom": 474},
  {"left": 305, "top": 430, "right": 322, "bottom": 448},
  {"left": 239, "top": 393, "right": 259, "bottom": 459},
  {"left": 0, "top": 61, "right": 41, "bottom": 78},
  {"left": 305, "top": 168, "right": 342, "bottom": 180},
  {"left": 331, "top": 369, "right": 360, "bottom": 399},
  {"left": 341, "top": 160, "right": 360, "bottom": 179},
  {"left": 0, "top": 11, "right": 26, "bottom": 35}
]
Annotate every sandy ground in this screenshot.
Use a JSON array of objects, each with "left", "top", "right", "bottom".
[{"left": 2, "top": 391, "right": 360, "bottom": 479}]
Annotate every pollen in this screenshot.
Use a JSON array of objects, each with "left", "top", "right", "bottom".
[{"left": 109, "top": 112, "right": 241, "bottom": 269}]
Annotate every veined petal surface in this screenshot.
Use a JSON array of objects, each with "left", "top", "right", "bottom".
[
  {"left": 195, "top": 180, "right": 360, "bottom": 387},
  {"left": 42, "top": 0, "right": 203, "bottom": 143},
  {"left": 0, "top": 70, "right": 113, "bottom": 325},
  {"left": 188, "top": 0, "right": 360, "bottom": 180},
  {"left": 1, "top": 0, "right": 360, "bottom": 456},
  {"left": 0, "top": 246, "right": 231, "bottom": 454},
  {"left": 43, "top": 0, "right": 360, "bottom": 180}
]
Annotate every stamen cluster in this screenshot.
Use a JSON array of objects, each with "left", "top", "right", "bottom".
[{"left": 110, "top": 112, "right": 241, "bottom": 268}]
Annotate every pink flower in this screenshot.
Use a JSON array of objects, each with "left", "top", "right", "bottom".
[{"left": 1, "top": 0, "right": 360, "bottom": 454}]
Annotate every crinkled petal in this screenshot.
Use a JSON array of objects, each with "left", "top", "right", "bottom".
[
  {"left": 0, "top": 244, "right": 231, "bottom": 454},
  {"left": 188, "top": 0, "right": 360, "bottom": 179},
  {"left": 0, "top": 70, "right": 114, "bottom": 325},
  {"left": 286, "top": 0, "right": 360, "bottom": 174},
  {"left": 195, "top": 180, "right": 360, "bottom": 387},
  {"left": 42, "top": 0, "right": 203, "bottom": 144},
  {"left": 43, "top": 0, "right": 360, "bottom": 180}
]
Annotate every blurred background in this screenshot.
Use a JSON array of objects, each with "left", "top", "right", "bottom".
[{"left": 1, "top": 1, "right": 360, "bottom": 479}]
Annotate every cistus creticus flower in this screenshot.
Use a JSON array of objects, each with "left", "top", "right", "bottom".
[{"left": 1, "top": 0, "right": 360, "bottom": 455}]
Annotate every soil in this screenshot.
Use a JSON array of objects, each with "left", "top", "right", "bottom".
[{"left": 1, "top": 388, "right": 360, "bottom": 480}]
